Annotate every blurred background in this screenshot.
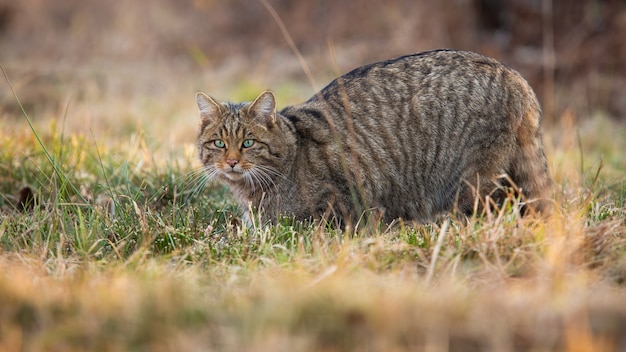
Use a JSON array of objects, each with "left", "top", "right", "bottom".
[{"left": 0, "top": 0, "right": 624, "bottom": 144}]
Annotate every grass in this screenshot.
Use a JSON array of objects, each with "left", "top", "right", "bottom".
[
  {"left": 1, "top": 78, "right": 626, "bottom": 351},
  {"left": 2, "top": 1, "right": 625, "bottom": 349}
]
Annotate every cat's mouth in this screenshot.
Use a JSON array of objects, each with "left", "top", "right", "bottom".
[{"left": 222, "top": 169, "right": 245, "bottom": 181}]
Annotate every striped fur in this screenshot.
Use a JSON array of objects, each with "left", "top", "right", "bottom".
[{"left": 196, "top": 49, "right": 552, "bottom": 226}]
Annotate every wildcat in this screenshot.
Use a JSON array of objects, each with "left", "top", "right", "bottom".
[{"left": 196, "top": 49, "right": 551, "bottom": 227}]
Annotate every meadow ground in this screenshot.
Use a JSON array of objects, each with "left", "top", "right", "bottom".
[
  {"left": 0, "top": 59, "right": 625, "bottom": 351},
  {"left": 0, "top": 1, "right": 625, "bottom": 349}
]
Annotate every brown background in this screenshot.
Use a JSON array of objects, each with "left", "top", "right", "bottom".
[{"left": 1, "top": 0, "right": 624, "bottom": 124}]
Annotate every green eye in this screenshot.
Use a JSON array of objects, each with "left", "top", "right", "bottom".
[
  {"left": 213, "top": 140, "right": 225, "bottom": 148},
  {"left": 242, "top": 139, "right": 254, "bottom": 148}
]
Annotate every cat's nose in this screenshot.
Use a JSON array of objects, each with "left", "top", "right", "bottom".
[{"left": 226, "top": 159, "right": 238, "bottom": 168}]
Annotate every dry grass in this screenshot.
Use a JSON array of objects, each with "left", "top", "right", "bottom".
[
  {"left": 1, "top": 1, "right": 625, "bottom": 351},
  {"left": 1, "top": 74, "right": 625, "bottom": 350}
]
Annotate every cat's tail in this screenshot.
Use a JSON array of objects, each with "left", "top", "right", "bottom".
[{"left": 509, "top": 84, "right": 553, "bottom": 215}]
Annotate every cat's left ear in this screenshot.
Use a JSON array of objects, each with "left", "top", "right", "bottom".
[
  {"left": 196, "top": 92, "right": 223, "bottom": 127},
  {"left": 248, "top": 90, "right": 276, "bottom": 127}
]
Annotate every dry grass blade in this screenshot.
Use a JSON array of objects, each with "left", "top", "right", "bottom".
[
  {"left": 1, "top": 65, "right": 88, "bottom": 205},
  {"left": 258, "top": 0, "right": 318, "bottom": 91},
  {"left": 426, "top": 219, "right": 449, "bottom": 285}
]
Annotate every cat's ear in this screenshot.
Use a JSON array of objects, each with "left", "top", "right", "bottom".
[
  {"left": 248, "top": 90, "right": 276, "bottom": 126},
  {"left": 196, "top": 92, "right": 222, "bottom": 127}
]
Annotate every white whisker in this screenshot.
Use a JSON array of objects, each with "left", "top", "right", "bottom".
[
  {"left": 256, "top": 165, "right": 291, "bottom": 184},
  {"left": 243, "top": 165, "right": 284, "bottom": 196},
  {"left": 253, "top": 169, "right": 273, "bottom": 192},
  {"left": 179, "top": 166, "right": 220, "bottom": 202},
  {"left": 244, "top": 173, "right": 256, "bottom": 193}
]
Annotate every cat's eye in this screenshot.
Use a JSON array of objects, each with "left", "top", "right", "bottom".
[
  {"left": 242, "top": 139, "right": 254, "bottom": 148},
  {"left": 213, "top": 140, "right": 225, "bottom": 148}
]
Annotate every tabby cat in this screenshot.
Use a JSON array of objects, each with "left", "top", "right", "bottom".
[{"left": 196, "top": 49, "right": 551, "bottom": 227}]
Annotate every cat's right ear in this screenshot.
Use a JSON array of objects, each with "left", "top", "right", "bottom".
[
  {"left": 248, "top": 90, "right": 276, "bottom": 127},
  {"left": 196, "top": 92, "right": 222, "bottom": 127}
]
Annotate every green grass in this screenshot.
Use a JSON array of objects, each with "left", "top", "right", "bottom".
[{"left": 1, "top": 88, "right": 625, "bottom": 351}]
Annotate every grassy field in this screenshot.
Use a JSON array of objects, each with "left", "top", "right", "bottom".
[
  {"left": 0, "top": 2, "right": 625, "bottom": 350},
  {"left": 0, "top": 65, "right": 625, "bottom": 351}
]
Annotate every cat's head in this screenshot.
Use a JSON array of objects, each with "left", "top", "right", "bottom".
[{"left": 196, "top": 90, "right": 294, "bottom": 190}]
